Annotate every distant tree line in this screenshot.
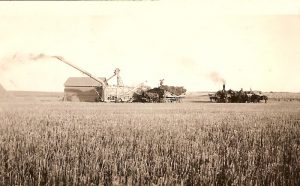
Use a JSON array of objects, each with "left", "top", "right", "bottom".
[{"left": 160, "top": 85, "right": 187, "bottom": 96}]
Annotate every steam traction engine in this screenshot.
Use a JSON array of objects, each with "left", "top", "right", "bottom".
[{"left": 209, "top": 84, "right": 268, "bottom": 103}]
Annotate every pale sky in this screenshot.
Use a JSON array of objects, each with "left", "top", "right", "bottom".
[{"left": 0, "top": 1, "right": 300, "bottom": 92}]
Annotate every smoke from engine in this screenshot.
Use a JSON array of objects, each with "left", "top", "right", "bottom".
[{"left": 209, "top": 71, "right": 226, "bottom": 84}]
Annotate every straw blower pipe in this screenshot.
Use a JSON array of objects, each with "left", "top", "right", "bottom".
[{"left": 52, "top": 55, "right": 107, "bottom": 101}]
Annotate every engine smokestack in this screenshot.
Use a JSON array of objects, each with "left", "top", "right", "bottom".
[{"left": 223, "top": 84, "right": 225, "bottom": 91}]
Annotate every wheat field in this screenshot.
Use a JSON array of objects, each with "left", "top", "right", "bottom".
[{"left": 0, "top": 101, "right": 299, "bottom": 185}]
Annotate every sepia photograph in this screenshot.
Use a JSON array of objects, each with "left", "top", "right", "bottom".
[{"left": 0, "top": 0, "right": 299, "bottom": 185}]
